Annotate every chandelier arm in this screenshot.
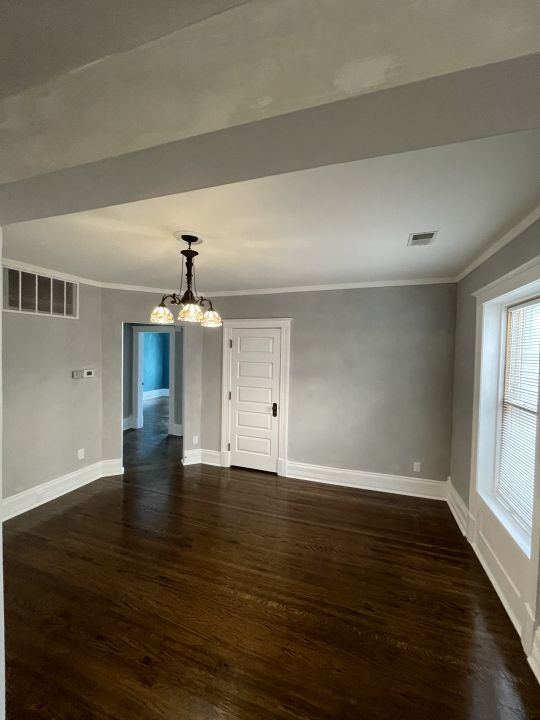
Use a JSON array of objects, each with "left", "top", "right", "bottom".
[
  {"left": 161, "top": 293, "right": 181, "bottom": 305},
  {"left": 198, "top": 296, "right": 213, "bottom": 309}
]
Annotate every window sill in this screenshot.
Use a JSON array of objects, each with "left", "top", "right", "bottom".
[{"left": 479, "top": 490, "right": 531, "bottom": 558}]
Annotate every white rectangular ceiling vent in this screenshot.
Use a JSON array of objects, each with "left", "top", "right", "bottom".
[{"left": 407, "top": 231, "right": 437, "bottom": 247}]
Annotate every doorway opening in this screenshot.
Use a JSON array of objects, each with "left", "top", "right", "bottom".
[{"left": 122, "top": 324, "right": 183, "bottom": 468}]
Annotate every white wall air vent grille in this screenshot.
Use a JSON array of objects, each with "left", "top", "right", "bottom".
[
  {"left": 2, "top": 266, "right": 78, "bottom": 318},
  {"left": 407, "top": 231, "right": 438, "bottom": 247}
]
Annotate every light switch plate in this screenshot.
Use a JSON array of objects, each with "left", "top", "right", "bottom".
[{"left": 72, "top": 369, "right": 95, "bottom": 379}]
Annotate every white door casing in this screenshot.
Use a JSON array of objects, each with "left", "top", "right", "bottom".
[
  {"left": 130, "top": 325, "right": 181, "bottom": 436},
  {"left": 221, "top": 319, "right": 291, "bottom": 474}
]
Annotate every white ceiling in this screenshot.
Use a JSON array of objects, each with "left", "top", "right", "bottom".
[
  {"left": 3, "top": 1, "right": 540, "bottom": 186},
  {"left": 4, "top": 130, "right": 540, "bottom": 293},
  {"left": 0, "top": 0, "right": 244, "bottom": 97}
]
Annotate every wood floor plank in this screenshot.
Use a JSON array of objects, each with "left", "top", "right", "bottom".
[{"left": 4, "top": 398, "right": 540, "bottom": 718}]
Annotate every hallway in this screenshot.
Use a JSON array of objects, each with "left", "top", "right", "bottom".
[{"left": 123, "top": 396, "right": 181, "bottom": 472}]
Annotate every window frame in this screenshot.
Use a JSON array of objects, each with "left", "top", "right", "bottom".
[
  {"left": 490, "top": 296, "right": 540, "bottom": 545},
  {"left": 472, "top": 258, "right": 540, "bottom": 558}
]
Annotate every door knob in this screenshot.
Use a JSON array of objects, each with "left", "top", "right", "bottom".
[{"left": 272, "top": 402, "right": 278, "bottom": 417}]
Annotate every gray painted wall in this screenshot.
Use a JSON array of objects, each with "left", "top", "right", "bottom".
[
  {"left": 2, "top": 286, "right": 194, "bottom": 498},
  {"left": 6, "top": 273, "right": 497, "bottom": 496},
  {"left": 201, "top": 284, "right": 456, "bottom": 481},
  {"left": 450, "top": 219, "right": 540, "bottom": 503},
  {"left": 3, "top": 282, "right": 455, "bottom": 496},
  {"left": 2, "top": 283, "right": 103, "bottom": 497}
]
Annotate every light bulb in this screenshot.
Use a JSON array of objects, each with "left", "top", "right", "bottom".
[
  {"left": 201, "top": 308, "right": 223, "bottom": 328},
  {"left": 150, "top": 304, "right": 174, "bottom": 324},
  {"left": 178, "top": 303, "right": 204, "bottom": 323}
]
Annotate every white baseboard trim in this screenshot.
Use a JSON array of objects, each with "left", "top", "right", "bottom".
[
  {"left": 284, "top": 460, "right": 447, "bottom": 500},
  {"left": 522, "top": 602, "right": 537, "bottom": 656},
  {"left": 201, "top": 449, "right": 222, "bottom": 466},
  {"left": 168, "top": 423, "right": 183, "bottom": 437},
  {"left": 182, "top": 449, "right": 222, "bottom": 467},
  {"left": 182, "top": 449, "right": 202, "bottom": 466},
  {"left": 143, "top": 388, "right": 169, "bottom": 399},
  {"left": 1, "top": 459, "right": 124, "bottom": 521},
  {"left": 184, "top": 453, "right": 446, "bottom": 499},
  {"left": 529, "top": 628, "right": 540, "bottom": 684},
  {"left": 123, "top": 415, "right": 134, "bottom": 431},
  {"left": 445, "top": 479, "right": 540, "bottom": 685},
  {"left": 473, "top": 531, "right": 524, "bottom": 635},
  {"left": 101, "top": 459, "right": 124, "bottom": 477},
  {"left": 446, "top": 481, "right": 469, "bottom": 535},
  {"left": 277, "top": 457, "right": 287, "bottom": 476}
]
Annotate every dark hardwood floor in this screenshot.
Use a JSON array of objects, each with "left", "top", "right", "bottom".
[{"left": 5, "top": 398, "right": 540, "bottom": 719}]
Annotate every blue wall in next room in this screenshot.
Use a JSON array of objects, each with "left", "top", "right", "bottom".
[{"left": 143, "top": 332, "right": 169, "bottom": 391}]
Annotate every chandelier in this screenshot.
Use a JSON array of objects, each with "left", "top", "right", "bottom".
[{"left": 150, "top": 234, "right": 222, "bottom": 327}]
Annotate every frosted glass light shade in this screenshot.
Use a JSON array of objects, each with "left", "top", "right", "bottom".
[
  {"left": 150, "top": 304, "right": 174, "bottom": 324},
  {"left": 178, "top": 302, "right": 204, "bottom": 323},
  {"left": 201, "top": 308, "right": 223, "bottom": 328}
]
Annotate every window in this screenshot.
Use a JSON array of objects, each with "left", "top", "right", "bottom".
[
  {"left": 2, "top": 267, "right": 78, "bottom": 318},
  {"left": 495, "top": 299, "right": 540, "bottom": 535},
  {"left": 474, "top": 260, "right": 540, "bottom": 557}
]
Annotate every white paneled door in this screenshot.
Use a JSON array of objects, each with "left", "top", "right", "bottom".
[{"left": 228, "top": 327, "right": 282, "bottom": 472}]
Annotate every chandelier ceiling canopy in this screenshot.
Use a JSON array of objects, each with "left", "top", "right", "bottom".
[{"left": 150, "top": 234, "right": 222, "bottom": 328}]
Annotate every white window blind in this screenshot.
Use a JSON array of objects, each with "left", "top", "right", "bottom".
[{"left": 496, "top": 298, "right": 540, "bottom": 534}]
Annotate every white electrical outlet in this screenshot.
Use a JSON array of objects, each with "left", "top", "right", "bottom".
[
  {"left": 193, "top": 435, "right": 199, "bottom": 445},
  {"left": 413, "top": 461, "right": 421, "bottom": 473},
  {"left": 78, "top": 448, "right": 85, "bottom": 461}
]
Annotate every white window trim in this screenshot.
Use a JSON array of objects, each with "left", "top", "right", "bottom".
[
  {"left": 472, "top": 258, "right": 540, "bottom": 555},
  {"left": 470, "top": 255, "right": 540, "bottom": 651}
]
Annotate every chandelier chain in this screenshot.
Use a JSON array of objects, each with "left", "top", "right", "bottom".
[{"left": 193, "top": 261, "right": 199, "bottom": 299}]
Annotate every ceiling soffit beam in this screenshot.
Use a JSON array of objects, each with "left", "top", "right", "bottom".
[{"left": 1, "top": 52, "right": 540, "bottom": 226}]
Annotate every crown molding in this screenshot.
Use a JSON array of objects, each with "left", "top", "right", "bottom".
[
  {"left": 6, "top": 198, "right": 540, "bottom": 298},
  {"left": 208, "top": 277, "right": 455, "bottom": 296},
  {"left": 2, "top": 257, "right": 455, "bottom": 296},
  {"left": 1, "top": 258, "right": 175, "bottom": 295},
  {"left": 455, "top": 204, "right": 540, "bottom": 283}
]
